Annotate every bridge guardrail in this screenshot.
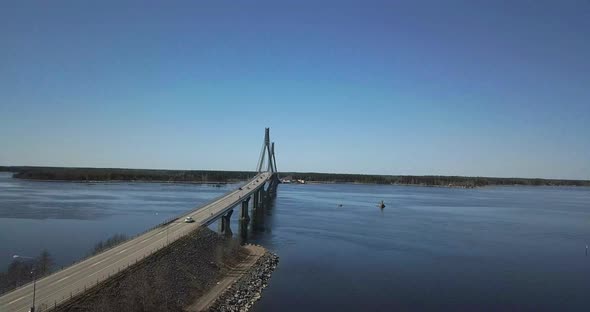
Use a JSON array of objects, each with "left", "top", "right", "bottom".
[{"left": 19, "top": 174, "right": 269, "bottom": 311}]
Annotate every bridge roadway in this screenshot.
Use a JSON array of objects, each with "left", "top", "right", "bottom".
[{"left": 0, "top": 172, "right": 272, "bottom": 312}]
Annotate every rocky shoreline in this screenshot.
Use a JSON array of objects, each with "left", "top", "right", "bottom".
[{"left": 208, "top": 250, "right": 279, "bottom": 312}]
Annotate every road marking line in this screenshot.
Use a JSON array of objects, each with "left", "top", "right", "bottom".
[
  {"left": 8, "top": 295, "right": 25, "bottom": 304},
  {"left": 4, "top": 176, "right": 269, "bottom": 307},
  {"left": 90, "top": 258, "right": 108, "bottom": 267},
  {"left": 55, "top": 275, "right": 71, "bottom": 283},
  {"left": 117, "top": 248, "right": 128, "bottom": 255}
]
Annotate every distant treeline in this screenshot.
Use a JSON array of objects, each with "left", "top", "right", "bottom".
[
  {"left": 281, "top": 172, "right": 590, "bottom": 187},
  {"left": 3, "top": 166, "right": 255, "bottom": 183},
  {"left": 2, "top": 166, "right": 589, "bottom": 187}
]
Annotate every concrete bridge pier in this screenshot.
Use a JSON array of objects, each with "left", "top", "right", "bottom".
[
  {"left": 252, "top": 186, "right": 266, "bottom": 232},
  {"left": 252, "top": 199, "right": 265, "bottom": 231},
  {"left": 240, "top": 196, "right": 251, "bottom": 222},
  {"left": 218, "top": 209, "right": 233, "bottom": 236},
  {"left": 253, "top": 189, "right": 259, "bottom": 210},
  {"left": 258, "top": 185, "right": 267, "bottom": 208},
  {"left": 253, "top": 186, "right": 266, "bottom": 210},
  {"left": 266, "top": 173, "right": 280, "bottom": 198},
  {"left": 238, "top": 214, "right": 249, "bottom": 244}
]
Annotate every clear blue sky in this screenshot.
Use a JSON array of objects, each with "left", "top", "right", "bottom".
[{"left": 1, "top": 1, "right": 589, "bottom": 179}]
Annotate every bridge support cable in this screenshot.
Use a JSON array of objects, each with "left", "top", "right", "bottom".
[{"left": 0, "top": 130, "right": 282, "bottom": 312}]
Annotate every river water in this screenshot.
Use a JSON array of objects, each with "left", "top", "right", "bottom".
[{"left": 1, "top": 172, "right": 589, "bottom": 311}]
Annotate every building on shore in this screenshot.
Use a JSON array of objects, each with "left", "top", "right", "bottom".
[{"left": 280, "top": 176, "right": 305, "bottom": 184}]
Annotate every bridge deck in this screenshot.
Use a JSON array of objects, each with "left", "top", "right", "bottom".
[{"left": 0, "top": 172, "right": 271, "bottom": 312}]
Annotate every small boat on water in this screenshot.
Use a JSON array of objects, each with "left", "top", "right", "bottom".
[{"left": 378, "top": 200, "right": 385, "bottom": 209}]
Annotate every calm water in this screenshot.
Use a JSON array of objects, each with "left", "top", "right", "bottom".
[
  {"left": 0, "top": 172, "right": 232, "bottom": 269},
  {"left": 1, "top": 172, "right": 589, "bottom": 311}
]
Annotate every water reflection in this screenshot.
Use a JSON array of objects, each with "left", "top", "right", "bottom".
[{"left": 0, "top": 173, "right": 233, "bottom": 269}]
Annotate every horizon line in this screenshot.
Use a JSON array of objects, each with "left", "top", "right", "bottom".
[{"left": 2, "top": 164, "right": 589, "bottom": 182}]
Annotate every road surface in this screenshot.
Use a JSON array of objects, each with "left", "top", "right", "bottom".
[{"left": 0, "top": 172, "right": 271, "bottom": 312}]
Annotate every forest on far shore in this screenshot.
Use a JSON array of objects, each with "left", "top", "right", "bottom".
[
  {"left": 281, "top": 172, "right": 590, "bottom": 187},
  {"left": 1, "top": 166, "right": 253, "bottom": 183},
  {"left": 1, "top": 166, "right": 589, "bottom": 188}
]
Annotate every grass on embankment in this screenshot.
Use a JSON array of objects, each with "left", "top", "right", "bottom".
[{"left": 52, "top": 228, "right": 249, "bottom": 312}]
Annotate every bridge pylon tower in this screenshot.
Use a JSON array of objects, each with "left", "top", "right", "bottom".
[{"left": 256, "top": 128, "right": 278, "bottom": 174}]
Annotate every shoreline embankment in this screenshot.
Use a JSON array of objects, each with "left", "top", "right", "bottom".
[
  {"left": 50, "top": 228, "right": 278, "bottom": 312},
  {"left": 188, "top": 245, "right": 279, "bottom": 312}
]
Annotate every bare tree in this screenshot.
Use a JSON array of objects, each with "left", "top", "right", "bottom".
[{"left": 36, "top": 249, "right": 54, "bottom": 276}]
